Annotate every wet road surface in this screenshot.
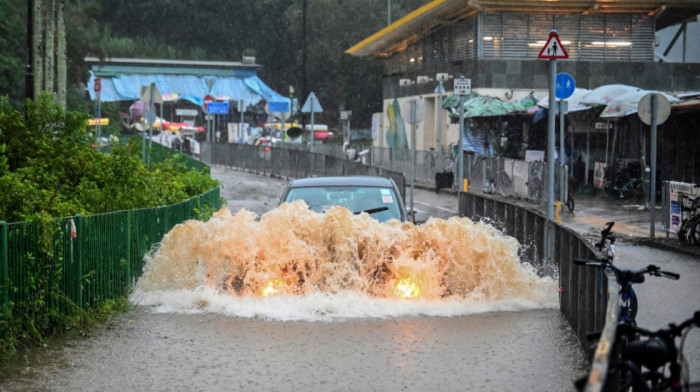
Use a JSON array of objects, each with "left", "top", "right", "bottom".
[{"left": 0, "top": 167, "right": 598, "bottom": 391}]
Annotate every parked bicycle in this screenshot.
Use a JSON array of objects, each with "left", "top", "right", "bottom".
[
  {"left": 677, "top": 193, "right": 700, "bottom": 246},
  {"left": 595, "top": 221, "right": 617, "bottom": 261},
  {"left": 573, "top": 257, "right": 680, "bottom": 392},
  {"left": 577, "top": 311, "right": 699, "bottom": 392},
  {"left": 574, "top": 258, "right": 679, "bottom": 325},
  {"left": 603, "top": 177, "right": 644, "bottom": 200}
]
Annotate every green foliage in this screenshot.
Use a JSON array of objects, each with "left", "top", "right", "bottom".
[
  {"left": 0, "top": 0, "right": 26, "bottom": 109},
  {"left": 0, "top": 94, "right": 218, "bottom": 222}
]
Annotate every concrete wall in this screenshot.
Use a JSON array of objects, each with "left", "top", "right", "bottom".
[{"left": 385, "top": 60, "right": 700, "bottom": 98}]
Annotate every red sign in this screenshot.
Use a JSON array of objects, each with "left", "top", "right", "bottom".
[
  {"left": 94, "top": 78, "right": 101, "bottom": 93},
  {"left": 538, "top": 31, "right": 569, "bottom": 59},
  {"left": 203, "top": 94, "right": 213, "bottom": 109}
]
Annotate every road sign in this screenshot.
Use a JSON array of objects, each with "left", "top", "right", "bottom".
[
  {"left": 268, "top": 101, "right": 290, "bottom": 113},
  {"left": 145, "top": 108, "right": 156, "bottom": 126},
  {"left": 340, "top": 110, "right": 352, "bottom": 120},
  {"left": 206, "top": 102, "right": 229, "bottom": 115},
  {"left": 538, "top": 31, "right": 569, "bottom": 59},
  {"left": 140, "top": 83, "right": 163, "bottom": 104},
  {"left": 555, "top": 73, "right": 575, "bottom": 99},
  {"left": 302, "top": 92, "right": 323, "bottom": 113},
  {"left": 94, "top": 78, "right": 101, "bottom": 93},
  {"left": 203, "top": 94, "right": 213, "bottom": 110},
  {"left": 638, "top": 93, "right": 671, "bottom": 125},
  {"left": 400, "top": 99, "right": 425, "bottom": 123},
  {"left": 176, "top": 108, "right": 198, "bottom": 117},
  {"left": 453, "top": 78, "right": 471, "bottom": 95}
]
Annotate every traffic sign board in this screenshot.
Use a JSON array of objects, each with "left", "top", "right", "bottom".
[
  {"left": 538, "top": 31, "right": 569, "bottom": 59},
  {"left": 268, "top": 101, "right": 290, "bottom": 113},
  {"left": 638, "top": 93, "right": 671, "bottom": 125},
  {"left": 555, "top": 73, "right": 575, "bottom": 99},
  {"left": 206, "top": 102, "right": 229, "bottom": 115},
  {"left": 453, "top": 78, "right": 471, "bottom": 95},
  {"left": 302, "top": 92, "right": 323, "bottom": 113},
  {"left": 94, "top": 78, "right": 101, "bottom": 93},
  {"left": 140, "top": 83, "right": 163, "bottom": 104}
]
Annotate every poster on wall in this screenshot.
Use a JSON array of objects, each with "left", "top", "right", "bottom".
[
  {"left": 668, "top": 181, "right": 698, "bottom": 233},
  {"left": 227, "top": 123, "right": 237, "bottom": 143},
  {"left": 371, "top": 116, "right": 379, "bottom": 140},
  {"left": 594, "top": 162, "right": 606, "bottom": 189}
]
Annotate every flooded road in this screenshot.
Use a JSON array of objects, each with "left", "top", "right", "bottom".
[
  {"left": 0, "top": 308, "right": 585, "bottom": 392},
  {"left": 0, "top": 167, "right": 590, "bottom": 391}
]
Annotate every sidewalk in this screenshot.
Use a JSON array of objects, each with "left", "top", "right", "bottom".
[{"left": 414, "top": 179, "right": 700, "bottom": 259}]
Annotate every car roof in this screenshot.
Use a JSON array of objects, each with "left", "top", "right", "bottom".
[{"left": 287, "top": 176, "right": 396, "bottom": 188}]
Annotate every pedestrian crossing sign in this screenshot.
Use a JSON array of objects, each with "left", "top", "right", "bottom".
[{"left": 538, "top": 31, "right": 568, "bottom": 59}]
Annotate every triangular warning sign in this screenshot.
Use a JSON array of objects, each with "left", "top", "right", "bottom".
[{"left": 538, "top": 32, "right": 568, "bottom": 59}]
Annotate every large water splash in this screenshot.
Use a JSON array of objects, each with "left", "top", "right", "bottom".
[{"left": 131, "top": 202, "right": 558, "bottom": 320}]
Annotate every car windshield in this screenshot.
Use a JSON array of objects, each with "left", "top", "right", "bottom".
[{"left": 285, "top": 186, "right": 402, "bottom": 222}]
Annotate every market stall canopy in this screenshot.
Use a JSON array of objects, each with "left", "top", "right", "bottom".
[
  {"left": 537, "top": 88, "right": 592, "bottom": 112},
  {"left": 443, "top": 92, "right": 538, "bottom": 118},
  {"left": 599, "top": 89, "right": 679, "bottom": 118},
  {"left": 85, "top": 57, "right": 286, "bottom": 105}
]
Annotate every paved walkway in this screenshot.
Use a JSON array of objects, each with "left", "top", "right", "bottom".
[{"left": 415, "top": 180, "right": 700, "bottom": 259}]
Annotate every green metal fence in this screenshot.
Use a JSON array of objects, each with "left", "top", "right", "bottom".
[{"left": 0, "top": 138, "right": 221, "bottom": 316}]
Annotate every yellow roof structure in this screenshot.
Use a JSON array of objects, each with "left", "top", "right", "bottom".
[{"left": 346, "top": 0, "right": 700, "bottom": 58}]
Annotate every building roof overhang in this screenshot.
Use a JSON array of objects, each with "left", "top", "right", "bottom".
[{"left": 346, "top": 0, "right": 700, "bottom": 58}]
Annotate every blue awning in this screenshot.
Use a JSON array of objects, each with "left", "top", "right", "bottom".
[{"left": 88, "top": 71, "right": 287, "bottom": 104}]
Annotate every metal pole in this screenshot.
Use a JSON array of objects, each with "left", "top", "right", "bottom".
[
  {"left": 547, "top": 59, "right": 556, "bottom": 223},
  {"left": 148, "top": 84, "right": 155, "bottom": 162},
  {"left": 559, "top": 100, "right": 565, "bottom": 203},
  {"left": 310, "top": 96, "right": 315, "bottom": 153},
  {"left": 410, "top": 99, "right": 416, "bottom": 221},
  {"left": 458, "top": 91, "right": 465, "bottom": 196},
  {"left": 281, "top": 112, "right": 286, "bottom": 148},
  {"left": 1, "top": 221, "right": 7, "bottom": 309},
  {"left": 650, "top": 93, "right": 658, "bottom": 239},
  {"left": 438, "top": 80, "right": 444, "bottom": 171},
  {"left": 545, "top": 58, "right": 557, "bottom": 266},
  {"left": 239, "top": 100, "right": 244, "bottom": 142}
]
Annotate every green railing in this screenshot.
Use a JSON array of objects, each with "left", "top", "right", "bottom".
[
  {"left": 1, "top": 140, "right": 221, "bottom": 315},
  {"left": 0, "top": 186, "right": 220, "bottom": 313}
]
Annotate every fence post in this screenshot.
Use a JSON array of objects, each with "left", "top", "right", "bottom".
[
  {"left": 1, "top": 221, "right": 7, "bottom": 309},
  {"left": 75, "top": 214, "right": 83, "bottom": 308},
  {"left": 125, "top": 211, "right": 132, "bottom": 289}
]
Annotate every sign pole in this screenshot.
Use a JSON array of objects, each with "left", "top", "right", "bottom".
[
  {"left": 410, "top": 98, "right": 416, "bottom": 221},
  {"left": 546, "top": 58, "right": 557, "bottom": 265},
  {"left": 650, "top": 93, "right": 658, "bottom": 239},
  {"left": 310, "top": 95, "right": 315, "bottom": 153},
  {"left": 458, "top": 93, "right": 465, "bottom": 197},
  {"left": 437, "top": 80, "right": 444, "bottom": 171},
  {"left": 559, "top": 100, "right": 566, "bottom": 203}
]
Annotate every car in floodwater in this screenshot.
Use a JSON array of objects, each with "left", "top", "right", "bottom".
[{"left": 279, "top": 176, "right": 407, "bottom": 222}]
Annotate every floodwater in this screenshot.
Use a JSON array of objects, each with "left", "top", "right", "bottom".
[{"left": 0, "top": 168, "right": 591, "bottom": 391}]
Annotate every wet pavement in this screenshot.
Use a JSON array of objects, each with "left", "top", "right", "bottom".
[{"left": 1, "top": 167, "right": 696, "bottom": 391}]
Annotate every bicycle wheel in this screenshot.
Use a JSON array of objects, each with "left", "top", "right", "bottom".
[
  {"left": 602, "top": 181, "right": 613, "bottom": 197},
  {"left": 566, "top": 196, "right": 575, "bottom": 212}
]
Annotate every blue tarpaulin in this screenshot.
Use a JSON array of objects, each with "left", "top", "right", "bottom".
[{"left": 88, "top": 70, "right": 287, "bottom": 104}]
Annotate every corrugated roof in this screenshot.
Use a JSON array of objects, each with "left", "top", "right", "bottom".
[{"left": 346, "top": 0, "right": 700, "bottom": 58}]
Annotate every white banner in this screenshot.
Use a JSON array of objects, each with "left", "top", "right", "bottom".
[{"left": 668, "top": 181, "right": 698, "bottom": 233}]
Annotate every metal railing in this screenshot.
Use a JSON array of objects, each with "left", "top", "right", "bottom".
[
  {"left": 204, "top": 143, "right": 407, "bottom": 200},
  {"left": 458, "top": 191, "right": 619, "bottom": 392},
  {"left": 0, "top": 187, "right": 220, "bottom": 313}
]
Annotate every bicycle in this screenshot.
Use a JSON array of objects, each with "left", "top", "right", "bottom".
[
  {"left": 577, "top": 311, "right": 699, "bottom": 392},
  {"left": 677, "top": 194, "right": 700, "bottom": 246},
  {"left": 573, "top": 258, "right": 680, "bottom": 325},
  {"left": 603, "top": 177, "right": 644, "bottom": 200},
  {"left": 595, "top": 221, "right": 617, "bottom": 261}
]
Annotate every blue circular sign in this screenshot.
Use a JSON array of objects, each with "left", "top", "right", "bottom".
[{"left": 555, "top": 73, "right": 576, "bottom": 100}]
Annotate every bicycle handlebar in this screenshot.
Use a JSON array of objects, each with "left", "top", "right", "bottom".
[
  {"left": 616, "top": 311, "right": 699, "bottom": 340},
  {"left": 573, "top": 259, "right": 680, "bottom": 285}
]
